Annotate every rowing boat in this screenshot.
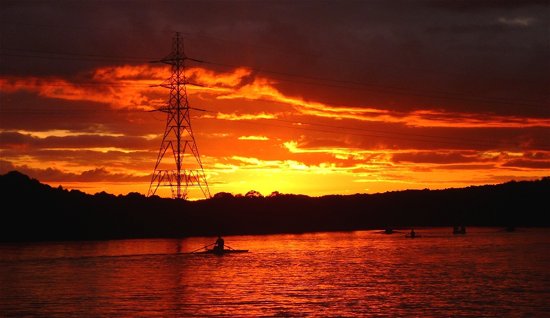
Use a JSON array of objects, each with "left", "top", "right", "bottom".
[{"left": 195, "top": 248, "right": 249, "bottom": 255}]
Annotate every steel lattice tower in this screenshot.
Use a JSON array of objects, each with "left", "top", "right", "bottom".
[{"left": 148, "top": 32, "right": 211, "bottom": 199}]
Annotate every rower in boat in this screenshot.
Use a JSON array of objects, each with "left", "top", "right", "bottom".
[
  {"left": 214, "top": 235, "right": 225, "bottom": 253},
  {"left": 197, "top": 247, "right": 248, "bottom": 255},
  {"left": 190, "top": 236, "right": 249, "bottom": 255}
]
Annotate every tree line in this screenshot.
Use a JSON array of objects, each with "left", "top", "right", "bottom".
[{"left": 1, "top": 171, "right": 548, "bottom": 242}]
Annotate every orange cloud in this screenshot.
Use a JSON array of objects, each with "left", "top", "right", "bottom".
[
  {"left": 188, "top": 67, "right": 252, "bottom": 87},
  {"left": 0, "top": 76, "right": 158, "bottom": 110},
  {"left": 284, "top": 140, "right": 394, "bottom": 161},
  {"left": 92, "top": 64, "right": 168, "bottom": 81},
  {"left": 202, "top": 112, "right": 278, "bottom": 121},
  {"left": 201, "top": 69, "right": 550, "bottom": 129},
  {"left": 238, "top": 135, "right": 270, "bottom": 141},
  {"left": 3, "top": 65, "right": 549, "bottom": 128},
  {"left": 2, "top": 63, "right": 549, "bottom": 198}
]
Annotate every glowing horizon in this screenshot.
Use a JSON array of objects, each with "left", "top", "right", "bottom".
[{"left": 1, "top": 64, "right": 548, "bottom": 199}]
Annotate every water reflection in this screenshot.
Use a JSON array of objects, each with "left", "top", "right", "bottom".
[{"left": 1, "top": 228, "right": 549, "bottom": 317}]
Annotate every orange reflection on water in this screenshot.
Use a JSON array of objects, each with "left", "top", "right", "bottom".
[{"left": 1, "top": 229, "right": 549, "bottom": 317}]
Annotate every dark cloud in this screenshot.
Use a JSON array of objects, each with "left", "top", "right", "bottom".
[
  {"left": 0, "top": 159, "right": 16, "bottom": 172},
  {"left": 502, "top": 159, "right": 550, "bottom": 169},
  {"left": 0, "top": 159, "right": 148, "bottom": 182},
  {"left": 0, "top": 149, "right": 154, "bottom": 172},
  {"left": 289, "top": 122, "right": 550, "bottom": 152},
  {"left": 430, "top": 163, "right": 496, "bottom": 170},
  {"left": 426, "top": 0, "right": 548, "bottom": 11},
  {"left": 1, "top": 1, "right": 547, "bottom": 116},
  {"left": 0, "top": 92, "right": 161, "bottom": 135},
  {"left": 392, "top": 151, "right": 479, "bottom": 164},
  {"left": 0, "top": 131, "right": 155, "bottom": 150}
]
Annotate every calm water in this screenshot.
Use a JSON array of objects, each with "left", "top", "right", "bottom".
[{"left": 1, "top": 228, "right": 549, "bottom": 317}]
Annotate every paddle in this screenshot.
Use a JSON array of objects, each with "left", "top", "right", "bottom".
[{"left": 189, "top": 242, "right": 216, "bottom": 254}]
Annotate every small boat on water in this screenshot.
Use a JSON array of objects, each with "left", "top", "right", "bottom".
[
  {"left": 453, "top": 225, "right": 466, "bottom": 234},
  {"left": 196, "top": 248, "right": 249, "bottom": 255},
  {"left": 405, "top": 229, "right": 420, "bottom": 238},
  {"left": 191, "top": 236, "right": 248, "bottom": 255}
]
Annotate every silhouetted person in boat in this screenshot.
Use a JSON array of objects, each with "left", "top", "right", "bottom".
[
  {"left": 214, "top": 235, "right": 224, "bottom": 252},
  {"left": 409, "top": 228, "right": 416, "bottom": 238}
]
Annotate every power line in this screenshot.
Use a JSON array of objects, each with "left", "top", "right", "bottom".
[
  {"left": 194, "top": 109, "right": 550, "bottom": 149},
  {"left": 1, "top": 107, "right": 548, "bottom": 149},
  {"left": 196, "top": 108, "right": 548, "bottom": 146},
  {"left": 227, "top": 118, "right": 550, "bottom": 150},
  {"left": 2, "top": 48, "right": 547, "bottom": 109},
  {"left": 272, "top": 118, "right": 503, "bottom": 146},
  {"left": 2, "top": 49, "right": 548, "bottom": 149},
  {"left": 199, "top": 60, "right": 548, "bottom": 109},
  {"left": 0, "top": 78, "right": 157, "bottom": 88},
  {"left": 1, "top": 48, "right": 150, "bottom": 63},
  {"left": 3, "top": 21, "right": 543, "bottom": 86}
]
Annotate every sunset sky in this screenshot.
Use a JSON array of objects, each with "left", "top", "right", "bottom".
[{"left": 1, "top": 1, "right": 548, "bottom": 199}]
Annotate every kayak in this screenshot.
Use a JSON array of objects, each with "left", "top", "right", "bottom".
[{"left": 195, "top": 249, "right": 249, "bottom": 255}]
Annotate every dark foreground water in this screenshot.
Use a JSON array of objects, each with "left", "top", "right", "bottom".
[{"left": 1, "top": 228, "right": 549, "bottom": 317}]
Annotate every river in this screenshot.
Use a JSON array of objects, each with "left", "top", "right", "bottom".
[{"left": 1, "top": 228, "right": 549, "bottom": 317}]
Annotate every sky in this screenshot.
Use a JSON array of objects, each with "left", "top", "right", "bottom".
[{"left": 1, "top": 0, "right": 549, "bottom": 199}]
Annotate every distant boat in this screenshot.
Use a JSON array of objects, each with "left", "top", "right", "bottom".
[
  {"left": 453, "top": 225, "right": 466, "bottom": 234},
  {"left": 196, "top": 248, "right": 249, "bottom": 255},
  {"left": 405, "top": 229, "right": 420, "bottom": 238},
  {"left": 378, "top": 228, "right": 402, "bottom": 234}
]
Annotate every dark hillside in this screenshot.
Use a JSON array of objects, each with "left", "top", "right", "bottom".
[{"left": 1, "top": 171, "right": 548, "bottom": 242}]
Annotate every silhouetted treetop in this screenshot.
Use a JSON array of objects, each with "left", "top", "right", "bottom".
[{"left": 245, "top": 190, "right": 263, "bottom": 198}]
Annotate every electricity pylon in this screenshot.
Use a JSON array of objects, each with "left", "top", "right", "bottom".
[{"left": 148, "top": 32, "right": 211, "bottom": 200}]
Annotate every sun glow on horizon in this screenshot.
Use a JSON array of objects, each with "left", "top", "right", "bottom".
[{"left": 1, "top": 64, "right": 549, "bottom": 198}]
